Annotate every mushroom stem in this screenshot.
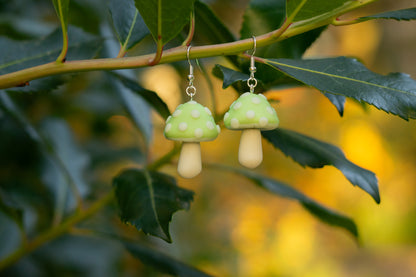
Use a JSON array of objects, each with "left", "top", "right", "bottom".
[
  {"left": 178, "top": 142, "right": 202, "bottom": 178},
  {"left": 238, "top": 129, "right": 262, "bottom": 168}
]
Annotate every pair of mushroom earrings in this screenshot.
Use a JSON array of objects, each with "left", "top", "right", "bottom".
[{"left": 164, "top": 37, "right": 279, "bottom": 178}]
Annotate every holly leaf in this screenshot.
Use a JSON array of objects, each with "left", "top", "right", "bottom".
[
  {"left": 266, "top": 57, "right": 416, "bottom": 120},
  {"left": 109, "top": 0, "right": 150, "bottom": 50},
  {"left": 124, "top": 242, "right": 213, "bottom": 277},
  {"left": 222, "top": 166, "right": 358, "bottom": 238},
  {"left": 262, "top": 128, "right": 380, "bottom": 203},
  {"left": 359, "top": 7, "right": 416, "bottom": 22},
  {"left": 134, "top": 0, "right": 195, "bottom": 46},
  {"left": 113, "top": 169, "right": 194, "bottom": 242}
]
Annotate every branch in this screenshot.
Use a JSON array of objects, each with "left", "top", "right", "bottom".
[
  {"left": 0, "top": 191, "right": 115, "bottom": 271},
  {"left": 0, "top": 0, "right": 374, "bottom": 90}
]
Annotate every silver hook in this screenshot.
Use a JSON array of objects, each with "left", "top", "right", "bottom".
[
  {"left": 186, "top": 45, "right": 196, "bottom": 99},
  {"left": 187, "top": 45, "right": 193, "bottom": 77},
  {"left": 250, "top": 35, "right": 256, "bottom": 57},
  {"left": 247, "top": 36, "right": 257, "bottom": 93}
]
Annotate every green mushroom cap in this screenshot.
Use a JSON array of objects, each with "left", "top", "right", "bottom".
[
  {"left": 224, "top": 92, "right": 279, "bottom": 130},
  {"left": 164, "top": 100, "right": 220, "bottom": 142}
]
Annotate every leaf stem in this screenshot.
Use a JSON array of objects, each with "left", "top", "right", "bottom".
[
  {"left": 0, "top": 191, "right": 114, "bottom": 271},
  {"left": 147, "top": 144, "right": 181, "bottom": 171},
  {"left": 117, "top": 10, "right": 140, "bottom": 58},
  {"left": 182, "top": 10, "right": 195, "bottom": 46},
  {"left": 0, "top": 0, "right": 375, "bottom": 89}
]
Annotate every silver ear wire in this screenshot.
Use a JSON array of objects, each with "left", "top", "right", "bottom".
[
  {"left": 247, "top": 36, "right": 257, "bottom": 93},
  {"left": 186, "top": 46, "right": 196, "bottom": 99}
]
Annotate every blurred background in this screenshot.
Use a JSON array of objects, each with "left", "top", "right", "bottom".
[{"left": 1, "top": 0, "right": 416, "bottom": 276}]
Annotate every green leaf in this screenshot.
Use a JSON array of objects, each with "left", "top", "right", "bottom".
[
  {"left": 124, "top": 241, "right": 213, "bottom": 277},
  {"left": 237, "top": 0, "right": 325, "bottom": 90},
  {"left": 112, "top": 72, "right": 170, "bottom": 120},
  {"left": 222, "top": 166, "right": 358, "bottom": 238},
  {"left": 0, "top": 26, "right": 102, "bottom": 75},
  {"left": 0, "top": 26, "right": 102, "bottom": 93},
  {"left": 134, "top": 0, "right": 196, "bottom": 45},
  {"left": 52, "top": 0, "right": 70, "bottom": 31},
  {"left": 109, "top": 0, "right": 150, "bottom": 50},
  {"left": 194, "top": 1, "right": 235, "bottom": 44},
  {"left": 359, "top": 8, "right": 416, "bottom": 21},
  {"left": 287, "top": 0, "right": 353, "bottom": 22},
  {"left": 262, "top": 128, "right": 380, "bottom": 203},
  {"left": 40, "top": 118, "right": 90, "bottom": 210},
  {"left": 113, "top": 169, "right": 194, "bottom": 242},
  {"left": 212, "top": 64, "right": 250, "bottom": 89},
  {"left": 266, "top": 57, "right": 416, "bottom": 120},
  {"left": 322, "top": 92, "right": 346, "bottom": 116}
]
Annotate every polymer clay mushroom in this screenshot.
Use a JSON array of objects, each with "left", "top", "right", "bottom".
[
  {"left": 164, "top": 100, "right": 220, "bottom": 178},
  {"left": 224, "top": 92, "right": 279, "bottom": 168}
]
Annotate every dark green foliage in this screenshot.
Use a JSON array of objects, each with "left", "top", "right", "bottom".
[
  {"left": 113, "top": 169, "right": 194, "bottom": 242},
  {"left": 125, "top": 241, "right": 213, "bottom": 277},
  {"left": 262, "top": 129, "right": 380, "bottom": 203},
  {"left": 266, "top": 57, "right": 416, "bottom": 120}
]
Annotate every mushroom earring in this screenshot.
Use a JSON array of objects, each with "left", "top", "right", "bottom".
[
  {"left": 223, "top": 37, "right": 279, "bottom": 168},
  {"left": 164, "top": 46, "right": 220, "bottom": 178}
]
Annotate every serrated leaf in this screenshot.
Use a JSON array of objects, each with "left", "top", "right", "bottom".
[
  {"left": 322, "top": 91, "right": 346, "bottom": 116},
  {"left": 113, "top": 169, "right": 194, "bottom": 242},
  {"left": 112, "top": 73, "right": 170, "bottom": 120},
  {"left": 52, "top": 0, "right": 70, "bottom": 31},
  {"left": 109, "top": 0, "right": 150, "bottom": 50},
  {"left": 124, "top": 242, "right": 213, "bottom": 277},
  {"left": 134, "top": 0, "right": 195, "bottom": 45},
  {"left": 40, "top": 118, "right": 90, "bottom": 211},
  {"left": 223, "top": 166, "right": 358, "bottom": 238},
  {"left": 237, "top": 0, "right": 325, "bottom": 90},
  {"left": 262, "top": 128, "right": 380, "bottom": 203},
  {"left": 212, "top": 64, "right": 250, "bottom": 89},
  {"left": 359, "top": 7, "right": 416, "bottom": 21},
  {"left": 266, "top": 57, "right": 416, "bottom": 120},
  {"left": 287, "top": 0, "right": 353, "bottom": 22}
]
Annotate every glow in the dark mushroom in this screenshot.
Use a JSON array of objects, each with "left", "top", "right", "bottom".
[
  {"left": 224, "top": 92, "right": 279, "bottom": 168},
  {"left": 164, "top": 100, "right": 220, "bottom": 178}
]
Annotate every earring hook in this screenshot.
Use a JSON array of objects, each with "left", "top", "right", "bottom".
[
  {"left": 186, "top": 45, "right": 196, "bottom": 99},
  {"left": 250, "top": 35, "right": 256, "bottom": 57},
  {"left": 247, "top": 36, "right": 257, "bottom": 93}
]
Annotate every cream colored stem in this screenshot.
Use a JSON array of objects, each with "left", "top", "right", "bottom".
[
  {"left": 239, "top": 129, "right": 262, "bottom": 169},
  {"left": 177, "top": 142, "right": 202, "bottom": 178}
]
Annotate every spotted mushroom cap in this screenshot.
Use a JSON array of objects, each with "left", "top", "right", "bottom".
[
  {"left": 224, "top": 92, "right": 279, "bottom": 130},
  {"left": 164, "top": 100, "right": 220, "bottom": 142}
]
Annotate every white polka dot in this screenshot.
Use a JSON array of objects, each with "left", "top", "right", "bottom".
[
  {"left": 165, "top": 123, "right": 172, "bottom": 132},
  {"left": 178, "top": 122, "right": 188, "bottom": 131},
  {"left": 195, "top": 128, "right": 203, "bottom": 138},
  {"left": 251, "top": 96, "right": 261, "bottom": 104},
  {"left": 191, "top": 109, "right": 200, "bottom": 119},
  {"left": 246, "top": 110, "right": 255, "bottom": 119},
  {"left": 259, "top": 94, "right": 267, "bottom": 100},
  {"left": 216, "top": 125, "right": 221, "bottom": 133},
  {"left": 259, "top": 117, "right": 268, "bottom": 127},
  {"left": 231, "top": 118, "right": 239, "bottom": 128},
  {"left": 206, "top": 121, "right": 215, "bottom": 130},
  {"left": 188, "top": 100, "right": 197, "bottom": 105},
  {"left": 166, "top": 115, "right": 172, "bottom": 122},
  {"left": 173, "top": 109, "right": 182, "bottom": 117},
  {"left": 204, "top": 107, "right": 212, "bottom": 115},
  {"left": 233, "top": 102, "right": 242, "bottom": 110},
  {"left": 241, "top": 92, "right": 250, "bottom": 97},
  {"left": 224, "top": 112, "right": 229, "bottom": 121},
  {"left": 267, "top": 107, "right": 274, "bottom": 114}
]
